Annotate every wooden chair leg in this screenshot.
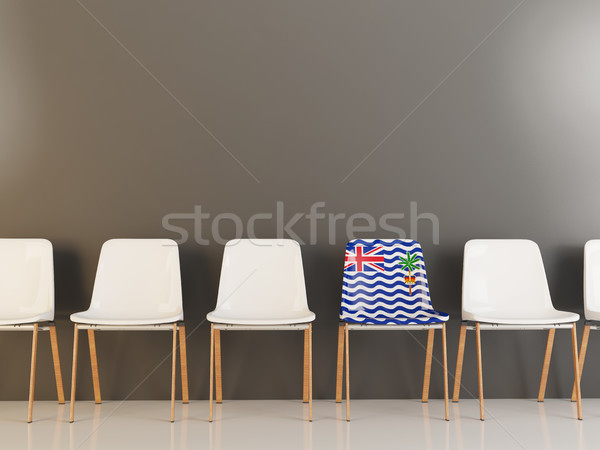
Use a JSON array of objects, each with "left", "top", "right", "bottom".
[
  {"left": 69, "top": 324, "right": 79, "bottom": 423},
  {"left": 475, "top": 323, "right": 484, "bottom": 421},
  {"left": 209, "top": 324, "right": 215, "bottom": 422},
  {"left": 215, "top": 329, "right": 222, "bottom": 404},
  {"left": 335, "top": 323, "right": 344, "bottom": 403},
  {"left": 345, "top": 323, "right": 350, "bottom": 422},
  {"left": 571, "top": 323, "right": 583, "bottom": 420},
  {"left": 303, "top": 328, "right": 309, "bottom": 403},
  {"left": 87, "top": 329, "right": 101, "bottom": 404},
  {"left": 537, "top": 328, "right": 555, "bottom": 402},
  {"left": 452, "top": 324, "right": 467, "bottom": 402},
  {"left": 171, "top": 323, "right": 177, "bottom": 423},
  {"left": 27, "top": 323, "right": 39, "bottom": 423},
  {"left": 422, "top": 328, "right": 435, "bottom": 403},
  {"left": 308, "top": 323, "right": 313, "bottom": 422},
  {"left": 572, "top": 324, "right": 591, "bottom": 402},
  {"left": 178, "top": 324, "right": 189, "bottom": 404},
  {"left": 442, "top": 323, "right": 449, "bottom": 421},
  {"left": 49, "top": 324, "right": 65, "bottom": 404}
]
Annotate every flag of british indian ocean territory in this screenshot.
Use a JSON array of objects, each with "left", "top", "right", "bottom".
[{"left": 340, "top": 239, "right": 449, "bottom": 325}]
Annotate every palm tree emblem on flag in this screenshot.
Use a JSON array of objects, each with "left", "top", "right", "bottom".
[{"left": 398, "top": 251, "right": 419, "bottom": 295}]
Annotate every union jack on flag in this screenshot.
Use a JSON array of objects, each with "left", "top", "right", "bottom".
[{"left": 344, "top": 245, "right": 385, "bottom": 272}]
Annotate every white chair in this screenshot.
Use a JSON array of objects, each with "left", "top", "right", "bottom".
[
  {"left": 207, "top": 239, "right": 315, "bottom": 422},
  {"left": 452, "top": 239, "right": 582, "bottom": 420},
  {"left": 571, "top": 240, "right": 600, "bottom": 401},
  {"left": 0, "top": 239, "right": 65, "bottom": 422},
  {"left": 336, "top": 239, "right": 450, "bottom": 421},
  {"left": 69, "top": 239, "right": 188, "bottom": 423}
]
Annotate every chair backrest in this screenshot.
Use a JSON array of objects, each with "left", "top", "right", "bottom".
[
  {"left": 340, "top": 239, "right": 445, "bottom": 324},
  {"left": 584, "top": 240, "right": 600, "bottom": 318},
  {"left": 0, "top": 239, "right": 54, "bottom": 318},
  {"left": 214, "top": 239, "right": 310, "bottom": 319},
  {"left": 462, "top": 239, "right": 555, "bottom": 317},
  {"left": 88, "top": 239, "right": 183, "bottom": 320}
]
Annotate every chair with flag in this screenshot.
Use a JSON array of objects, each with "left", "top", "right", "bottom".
[{"left": 335, "top": 239, "right": 449, "bottom": 421}]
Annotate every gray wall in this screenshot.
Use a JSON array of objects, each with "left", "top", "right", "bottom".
[{"left": 1, "top": 0, "right": 599, "bottom": 401}]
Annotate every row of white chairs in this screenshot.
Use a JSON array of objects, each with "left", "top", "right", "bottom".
[
  {"left": 1, "top": 238, "right": 598, "bottom": 423},
  {"left": 1, "top": 238, "right": 313, "bottom": 423}
]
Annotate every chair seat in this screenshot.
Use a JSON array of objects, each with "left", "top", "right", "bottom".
[
  {"left": 70, "top": 310, "right": 183, "bottom": 326},
  {"left": 0, "top": 311, "right": 53, "bottom": 326},
  {"left": 463, "top": 308, "right": 579, "bottom": 325},
  {"left": 584, "top": 309, "right": 600, "bottom": 322},
  {"left": 341, "top": 308, "right": 449, "bottom": 325},
  {"left": 206, "top": 309, "right": 315, "bottom": 325}
]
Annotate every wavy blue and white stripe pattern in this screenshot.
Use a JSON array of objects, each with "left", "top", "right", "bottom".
[{"left": 339, "top": 239, "right": 449, "bottom": 325}]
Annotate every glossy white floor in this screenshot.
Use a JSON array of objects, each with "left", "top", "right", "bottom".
[{"left": 0, "top": 399, "right": 596, "bottom": 449}]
